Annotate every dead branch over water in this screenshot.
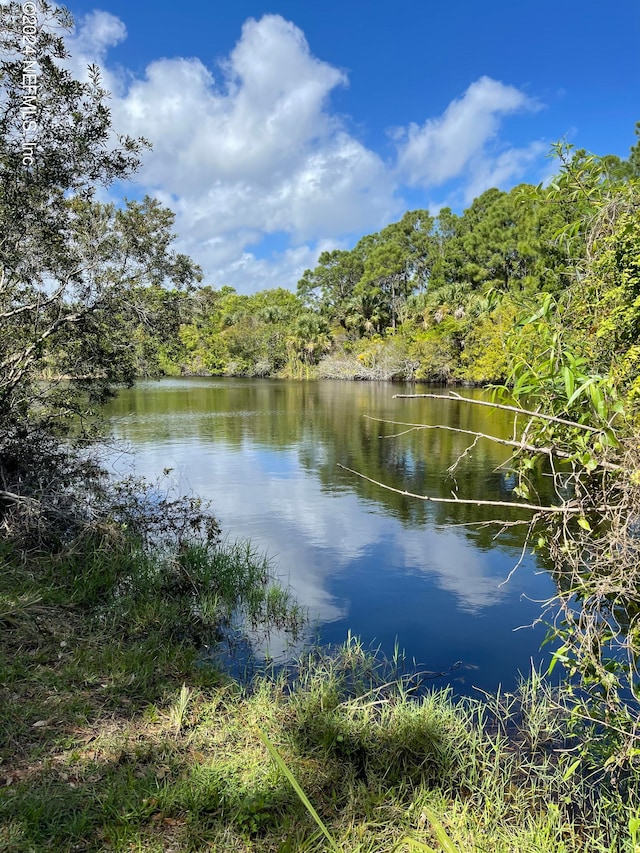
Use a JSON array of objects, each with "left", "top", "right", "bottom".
[
  {"left": 393, "top": 391, "right": 605, "bottom": 433},
  {"left": 336, "top": 463, "right": 590, "bottom": 514}
]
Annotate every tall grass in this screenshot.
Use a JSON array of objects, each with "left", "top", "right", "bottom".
[{"left": 2, "top": 534, "right": 639, "bottom": 852}]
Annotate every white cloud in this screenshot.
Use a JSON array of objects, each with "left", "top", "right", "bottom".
[
  {"left": 66, "top": 10, "right": 127, "bottom": 91},
  {"left": 62, "top": 13, "right": 545, "bottom": 291},
  {"left": 463, "top": 140, "right": 548, "bottom": 202},
  {"left": 77, "top": 12, "right": 397, "bottom": 288},
  {"left": 109, "top": 432, "right": 520, "bottom": 617},
  {"left": 69, "top": 10, "right": 126, "bottom": 61},
  {"left": 109, "top": 14, "right": 393, "bottom": 221},
  {"left": 208, "top": 244, "right": 325, "bottom": 295},
  {"left": 395, "top": 76, "right": 542, "bottom": 190}
]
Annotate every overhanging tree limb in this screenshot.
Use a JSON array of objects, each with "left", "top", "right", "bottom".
[
  {"left": 336, "top": 463, "right": 594, "bottom": 513},
  {"left": 393, "top": 391, "right": 605, "bottom": 433},
  {"left": 363, "top": 415, "right": 623, "bottom": 473}
]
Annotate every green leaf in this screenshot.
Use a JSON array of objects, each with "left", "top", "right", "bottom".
[
  {"left": 547, "top": 644, "right": 569, "bottom": 675},
  {"left": 567, "top": 376, "right": 597, "bottom": 407},
  {"left": 396, "top": 810, "right": 463, "bottom": 852},
  {"left": 602, "top": 429, "right": 621, "bottom": 448},
  {"left": 562, "top": 758, "right": 581, "bottom": 781},
  {"left": 562, "top": 365, "right": 575, "bottom": 401},
  {"left": 588, "top": 382, "right": 607, "bottom": 419},
  {"left": 577, "top": 517, "right": 592, "bottom": 531},
  {"left": 523, "top": 293, "right": 554, "bottom": 325},
  {"left": 423, "top": 808, "right": 462, "bottom": 853}
]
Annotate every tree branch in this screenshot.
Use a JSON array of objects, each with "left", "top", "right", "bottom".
[
  {"left": 364, "top": 415, "right": 623, "bottom": 473},
  {"left": 0, "top": 280, "right": 69, "bottom": 320},
  {"left": 336, "top": 464, "right": 595, "bottom": 514},
  {"left": 393, "top": 391, "right": 604, "bottom": 433},
  {"left": 0, "top": 490, "right": 40, "bottom": 507}
]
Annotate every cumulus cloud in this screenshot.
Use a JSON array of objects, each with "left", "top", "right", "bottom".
[
  {"left": 61, "top": 13, "right": 545, "bottom": 292},
  {"left": 110, "top": 429, "right": 519, "bottom": 619},
  {"left": 395, "top": 76, "right": 542, "bottom": 190},
  {"left": 204, "top": 243, "right": 327, "bottom": 295},
  {"left": 66, "top": 12, "right": 397, "bottom": 290},
  {"left": 65, "top": 10, "right": 127, "bottom": 90},
  {"left": 69, "top": 10, "right": 126, "bottom": 61},
  {"left": 463, "top": 140, "right": 548, "bottom": 202},
  {"left": 110, "top": 15, "right": 396, "bottom": 235}
]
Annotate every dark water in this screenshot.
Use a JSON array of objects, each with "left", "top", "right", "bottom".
[{"left": 104, "top": 377, "right": 557, "bottom": 696}]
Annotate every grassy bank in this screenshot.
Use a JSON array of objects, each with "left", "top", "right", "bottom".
[{"left": 1, "top": 539, "right": 637, "bottom": 852}]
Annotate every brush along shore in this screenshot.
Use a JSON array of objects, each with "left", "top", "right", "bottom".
[{"left": 1, "top": 535, "right": 638, "bottom": 853}]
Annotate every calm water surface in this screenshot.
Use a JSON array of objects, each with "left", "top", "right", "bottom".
[{"left": 104, "top": 377, "right": 557, "bottom": 695}]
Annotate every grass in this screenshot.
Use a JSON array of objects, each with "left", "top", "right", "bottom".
[{"left": 0, "top": 539, "right": 638, "bottom": 852}]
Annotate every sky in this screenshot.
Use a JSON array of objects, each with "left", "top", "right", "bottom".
[{"left": 53, "top": 0, "right": 640, "bottom": 293}]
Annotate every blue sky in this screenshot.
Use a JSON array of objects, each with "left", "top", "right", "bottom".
[{"left": 60, "top": 0, "right": 640, "bottom": 293}]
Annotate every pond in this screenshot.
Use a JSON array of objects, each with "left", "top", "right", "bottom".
[{"left": 104, "top": 377, "right": 557, "bottom": 696}]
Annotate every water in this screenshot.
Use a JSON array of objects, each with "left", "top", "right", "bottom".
[{"left": 104, "top": 377, "right": 557, "bottom": 696}]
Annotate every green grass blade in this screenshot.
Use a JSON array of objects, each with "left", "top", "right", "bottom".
[
  {"left": 396, "top": 807, "right": 462, "bottom": 853},
  {"left": 258, "top": 727, "right": 341, "bottom": 853},
  {"left": 424, "top": 807, "right": 462, "bottom": 853},
  {"left": 396, "top": 839, "right": 438, "bottom": 852}
]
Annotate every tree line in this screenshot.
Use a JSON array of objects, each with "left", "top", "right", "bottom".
[{"left": 106, "top": 132, "right": 640, "bottom": 389}]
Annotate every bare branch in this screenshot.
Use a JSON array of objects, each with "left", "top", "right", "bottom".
[
  {"left": 365, "top": 415, "right": 623, "bottom": 473},
  {"left": 0, "top": 282, "right": 67, "bottom": 320},
  {"left": 448, "top": 434, "right": 480, "bottom": 475},
  {"left": 498, "top": 516, "right": 539, "bottom": 587},
  {"left": 0, "top": 490, "right": 40, "bottom": 507},
  {"left": 0, "top": 301, "right": 102, "bottom": 378},
  {"left": 336, "top": 463, "right": 592, "bottom": 514},
  {"left": 393, "top": 391, "right": 604, "bottom": 433}
]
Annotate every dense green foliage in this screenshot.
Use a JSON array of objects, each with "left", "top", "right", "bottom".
[
  {"left": 113, "top": 136, "right": 639, "bottom": 390},
  {"left": 0, "top": 1, "right": 202, "bottom": 535}
]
